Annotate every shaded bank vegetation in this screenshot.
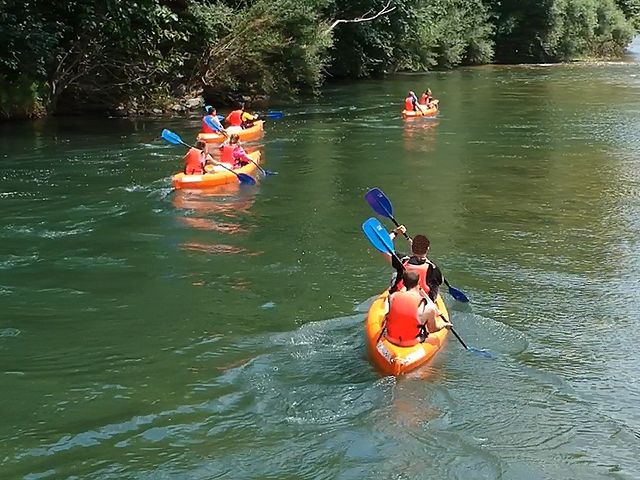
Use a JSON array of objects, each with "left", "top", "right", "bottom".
[{"left": 1, "top": 0, "right": 638, "bottom": 119}]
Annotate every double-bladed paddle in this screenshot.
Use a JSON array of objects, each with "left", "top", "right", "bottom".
[
  {"left": 161, "top": 129, "right": 256, "bottom": 186},
  {"left": 365, "top": 187, "right": 470, "bottom": 303},
  {"left": 361, "top": 217, "right": 491, "bottom": 357},
  {"left": 215, "top": 110, "right": 284, "bottom": 122},
  {"left": 203, "top": 117, "right": 277, "bottom": 177}
]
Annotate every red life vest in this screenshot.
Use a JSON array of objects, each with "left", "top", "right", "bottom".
[
  {"left": 404, "top": 97, "right": 415, "bottom": 111},
  {"left": 394, "top": 259, "right": 431, "bottom": 296},
  {"left": 419, "top": 94, "right": 428, "bottom": 105},
  {"left": 226, "top": 110, "right": 243, "bottom": 127},
  {"left": 219, "top": 143, "right": 235, "bottom": 165},
  {"left": 184, "top": 148, "right": 204, "bottom": 175},
  {"left": 385, "top": 290, "right": 424, "bottom": 347},
  {"left": 201, "top": 115, "right": 216, "bottom": 133}
]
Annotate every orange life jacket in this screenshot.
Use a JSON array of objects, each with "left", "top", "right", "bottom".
[
  {"left": 226, "top": 110, "right": 243, "bottom": 127},
  {"left": 394, "top": 259, "right": 431, "bottom": 296},
  {"left": 184, "top": 148, "right": 204, "bottom": 174},
  {"left": 385, "top": 290, "right": 425, "bottom": 347},
  {"left": 419, "top": 93, "right": 429, "bottom": 105},
  {"left": 404, "top": 97, "right": 415, "bottom": 111}
]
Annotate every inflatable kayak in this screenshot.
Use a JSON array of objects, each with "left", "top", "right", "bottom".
[
  {"left": 365, "top": 290, "right": 450, "bottom": 376},
  {"left": 171, "top": 151, "right": 261, "bottom": 190},
  {"left": 196, "top": 120, "right": 265, "bottom": 144},
  {"left": 402, "top": 100, "right": 439, "bottom": 118}
]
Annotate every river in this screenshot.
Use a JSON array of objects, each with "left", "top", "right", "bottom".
[{"left": 1, "top": 58, "right": 639, "bottom": 479}]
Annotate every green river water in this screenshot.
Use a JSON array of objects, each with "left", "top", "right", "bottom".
[{"left": 1, "top": 54, "right": 640, "bottom": 479}]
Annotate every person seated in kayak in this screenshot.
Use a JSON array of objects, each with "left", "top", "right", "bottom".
[
  {"left": 387, "top": 226, "right": 444, "bottom": 302},
  {"left": 201, "top": 105, "right": 227, "bottom": 136},
  {"left": 384, "top": 271, "right": 452, "bottom": 347},
  {"left": 225, "top": 103, "right": 260, "bottom": 129},
  {"left": 419, "top": 89, "right": 437, "bottom": 108},
  {"left": 184, "top": 140, "right": 210, "bottom": 175},
  {"left": 218, "top": 134, "right": 253, "bottom": 169},
  {"left": 404, "top": 91, "right": 419, "bottom": 112}
]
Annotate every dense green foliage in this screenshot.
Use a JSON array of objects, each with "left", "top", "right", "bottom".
[{"left": 0, "top": 0, "right": 638, "bottom": 118}]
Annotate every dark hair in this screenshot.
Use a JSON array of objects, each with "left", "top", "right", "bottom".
[
  {"left": 195, "top": 140, "right": 206, "bottom": 149},
  {"left": 238, "top": 102, "right": 245, "bottom": 110},
  {"left": 403, "top": 271, "right": 420, "bottom": 290},
  {"left": 204, "top": 105, "right": 213, "bottom": 113},
  {"left": 229, "top": 134, "right": 240, "bottom": 144},
  {"left": 412, "top": 234, "right": 430, "bottom": 255}
]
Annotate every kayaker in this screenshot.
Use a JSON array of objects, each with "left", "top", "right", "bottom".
[
  {"left": 387, "top": 226, "right": 444, "bottom": 302},
  {"left": 404, "top": 91, "right": 419, "bottom": 112},
  {"left": 384, "top": 271, "right": 452, "bottom": 347},
  {"left": 225, "top": 103, "right": 260, "bottom": 129},
  {"left": 201, "top": 106, "right": 227, "bottom": 136},
  {"left": 184, "top": 140, "right": 210, "bottom": 175},
  {"left": 419, "top": 89, "right": 434, "bottom": 107},
  {"left": 218, "top": 134, "right": 253, "bottom": 169}
]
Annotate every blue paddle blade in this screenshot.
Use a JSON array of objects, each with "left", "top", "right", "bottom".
[
  {"left": 217, "top": 114, "right": 225, "bottom": 121},
  {"left": 468, "top": 347, "right": 495, "bottom": 358},
  {"left": 365, "top": 188, "right": 394, "bottom": 219},
  {"left": 266, "top": 111, "right": 284, "bottom": 119},
  {"left": 448, "top": 284, "right": 470, "bottom": 302},
  {"left": 236, "top": 173, "right": 256, "bottom": 185},
  {"left": 204, "top": 115, "right": 222, "bottom": 132},
  {"left": 362, "top": 217, "right": 394, "bottom": 255},
  {"left": 161, "top": 129, "right": 183, "bottom": 146}
]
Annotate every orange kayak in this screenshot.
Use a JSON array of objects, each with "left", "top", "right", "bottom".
[
  {"left": 365, "top": 291, "right": 450, "bottom": 376},
  {"left": 402, "top": 100, "right": 439, "bottom": 118},
  {"left": 172, "top": 151, "right": 261, "bottom": 190},
  {"left": 196, "top": 120, "right": 265, "bottom": 144}
]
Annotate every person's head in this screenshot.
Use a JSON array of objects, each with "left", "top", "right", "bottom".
[
  {"left": 204, "top": 105, "right": 215, "bottom": 114},
  {"left": 229, "top": 134, "right": 240, "bottom": 144},
  {"left": 408, "top": 91, "right": 415, "bottom": 97},
  {"left": 411, "top": 234, "right": 430, "bottom": 257},
  {"left": 426, "top": 88, "right": 432, "bottom": 95},
  {"left": 238, "top": 102, "right": 245, "bottom": 111},
  {"left": 195, "top": 140, "right": 206, "bottom": 150},
  {"left": 403, "top": 271, "right": 420, "bottom": 290}
]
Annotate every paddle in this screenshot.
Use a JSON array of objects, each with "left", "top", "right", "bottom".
[
  {"left": 215, "top": 110, "right": 283, "bottom": 122},
  {"left": 203, "top": 117, "right": 277, "bottom": 176},
  {"left": 362, "top": 217, "right": 491, "bottom": 357},
  {"left": 364, "top": 187, "right": 470, "bottom": 302},
  {"left": 161, "top": 129, "right": 256, "bottom": 186}
]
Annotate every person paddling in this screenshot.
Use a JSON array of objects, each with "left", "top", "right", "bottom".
[
  {"left": 201, "top": 106, "right": 227, "bottom": 137},
  {"left": 218, "top": 134, "right": 254, "bottom": 169},
  {"left": 387, "top": 226, "right": 444, "bottom": 302},
  {"left": 404, "top": 91, "right": 419, "bottom": 112},
  {"left": 184, "top": 140, "right": 210, "bottom": 175},
  {"left": 225, "top": 103, "right": 260, "bottom": 130},
  {"left": 383, "top": 271, "right": 452, "bottom": 348}
]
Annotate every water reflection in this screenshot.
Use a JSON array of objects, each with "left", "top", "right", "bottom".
[
  {"left": 172, "top": 184, "right": 259, "bottom": 255},
  {"left": 403, "top": 118, "right": 440, "bottom": 153}
]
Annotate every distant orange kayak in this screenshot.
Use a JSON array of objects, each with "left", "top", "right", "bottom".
[
  {"left": 197, "top": 120, "right": 265, "bottom": 144},
  {"left": 365, "top": 290, "right": 450, "bottom": 376},
  {"left": 402, "top": 100, "right": 439, "bottom": 118},
  {"left": 172, "top": 151, "right": 261, "bottom": 190}
]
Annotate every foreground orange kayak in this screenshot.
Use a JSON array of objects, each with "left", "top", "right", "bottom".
[
  {"left": 196, "top": 120, "right": 265, "bottom": 144},
  {"left": 402, "top": 105, "right": 439, "bottom": 118},
  {"left": 365, "top": 290, "right": 450, "bottom": 376},
  {"left": 171, "top": 151, "right": 261, "bottom": 190}
]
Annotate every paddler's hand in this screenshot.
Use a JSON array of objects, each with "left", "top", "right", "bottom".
[{"left": 390, "top": 225, "right": 406, "bottom": 239}]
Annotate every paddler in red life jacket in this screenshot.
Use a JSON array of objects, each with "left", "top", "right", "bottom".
[
  {"left": 183, "top": 140, "right": 210, "bottom": 175},
  {"left": 387, "top": 227, "right": 444, "bottom": 302},
  {"left": 383, "top": 271, "right": 451, "bottom": 347},
  {"left": 201, "top": 105, "right": 228, "bottom": 136},
  {"left": 218, "top": 134, "right": 253, "bottom": 169},
  {"left": 404, "top": 91, "right": 419, "bottom": 112},
  {"left": 225, "top": 103, "right": 260, "bottom": 129}
]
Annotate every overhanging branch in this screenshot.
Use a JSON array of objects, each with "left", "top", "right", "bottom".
[{"left": 325, "top": 1, "right": 396, "bottom": 32}]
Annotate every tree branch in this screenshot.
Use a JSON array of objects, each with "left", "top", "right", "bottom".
[{"left": 325, "top": 1, "right": 396, "bottom": 32}]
